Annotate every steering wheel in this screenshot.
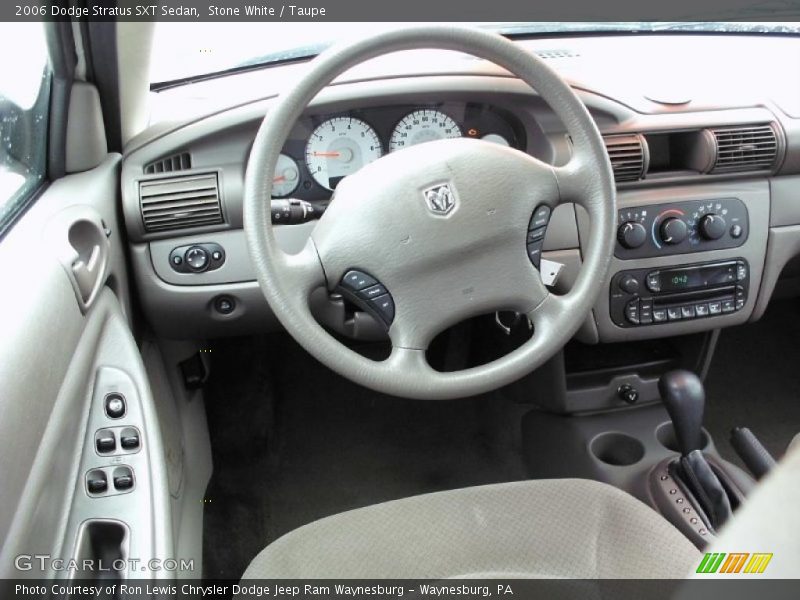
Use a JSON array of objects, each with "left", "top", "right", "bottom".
[{"left": 244, "top": 26, "right": 616, "bottom": 400}]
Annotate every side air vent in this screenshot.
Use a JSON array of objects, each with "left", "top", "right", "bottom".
[
  {"left": 709, "top": 125, "right": 778, "bottom": 173},
  {"left": 139, "top": 173, "right": 223, "bottom": 232},
  {"left": 603, "top": 134, "right": 648, "bottom": 182},
  {"left": 144, "top": 152, "right": 192, "bottom": 174}
]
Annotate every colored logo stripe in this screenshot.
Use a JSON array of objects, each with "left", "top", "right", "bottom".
[
  {"left": 697, "top": 553, "right": 726, "bottom": 573},
  {"left": 696, "top": 552, "right": 773, "bottom": 574},
  {"left": 744, "top": 553, "right": 773, "bottom": 574}
]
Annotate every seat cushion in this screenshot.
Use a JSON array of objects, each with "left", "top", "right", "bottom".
[{"left": 242, "top": 479, "right": 700, "bottom": 579}]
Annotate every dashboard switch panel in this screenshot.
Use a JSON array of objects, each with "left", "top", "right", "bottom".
[
  {"left": 169, "top": 242, "right": 225, "bottom": 273},
  {"left": 615, "top": 198, "right": 748, "bottom": 259}
]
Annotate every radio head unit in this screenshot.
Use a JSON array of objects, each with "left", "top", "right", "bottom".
[{"left": 610, "top": 259, "right": 749, "bottom": 328}]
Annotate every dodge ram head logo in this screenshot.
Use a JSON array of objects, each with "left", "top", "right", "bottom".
[{"left": 423, "top": 184, "right": 456, "bottom": 215}]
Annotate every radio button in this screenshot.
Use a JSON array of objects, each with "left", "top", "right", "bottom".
[
  {"left": 722, "top": 299, "right": 736, "bottom": 313},
  {"left": 708, "top": 301, "right": 723, "bottom": 315},
  {"left": 625, "top": 300, "right": 640, "bottom": 325},
  {"left": 646, "top": 272, "right": 661, "bottom": 293},
  {"left": 736, "top": 262, "right": 747, "bottom": 281},
  {"left": 667, "top": 307, "right": 683, "bottom": 321},
  {"left": 681, "top": 305, "right": 696, "bottom": 319},
  {"left": 653, "top": 308, "right": 668, "bottom": 322},
  {"left": 736, "top": 298, "right": 745, "bottom": 310},
  {"left": 695, "top": 303, "right": 709, "bottom": 317},
  {"left": 640, "top": 300, "right": 653, "bottom": 325},
  {"left": 619, "top": 274, "right": 640, "bottom": 295}
]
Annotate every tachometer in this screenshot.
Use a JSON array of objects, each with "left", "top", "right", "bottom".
[
  {"left": 272, "top": 153, "right": 300, "bottom": 197},
  {"left": 305, "top": 117, "right": 383, "bottom": 190},
  {"left": 389, "top": 110, "right": 461, "bottom": 152}
]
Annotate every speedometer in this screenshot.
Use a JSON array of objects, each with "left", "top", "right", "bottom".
[
  {"left": 389, "top": 110, "right": 461, "bottom": 152},
  {"left": 305, "top": 117, "right": 383, "bottom": 190}
]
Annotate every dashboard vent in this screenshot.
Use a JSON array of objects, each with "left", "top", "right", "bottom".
[
  {"left": 144, "top": 152, "right": 192, "bottom": 174},
  {"left": 139, "top": 173, "right": 223, "bottom": 232},
  {"left": 709, "top": 125, "right": 778, "bottom": 173},
  {"left": 603, "top": 134, "right": 647, "bottom": 182}
]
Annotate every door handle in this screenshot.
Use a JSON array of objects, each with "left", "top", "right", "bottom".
[{"left": 44, "top": 206, "right": 111, "bottom": 313}]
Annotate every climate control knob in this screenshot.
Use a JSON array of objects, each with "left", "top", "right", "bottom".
[
  {"left": 659, "top": 217, "right": 688, "bottom": 245},
  {"left": 617, "top": 221, "right": 647, "bottom": 249},
  {"left": 699, "top": 213, "right": 727, "bottom": 240}
]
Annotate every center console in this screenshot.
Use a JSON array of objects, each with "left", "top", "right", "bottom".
[{"left": 588, "top": 180, "right": 769, "bottom": 344}]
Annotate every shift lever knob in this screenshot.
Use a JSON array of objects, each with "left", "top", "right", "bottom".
[{"left": 658, "top": 370, "right": 705, "bottom": 456}]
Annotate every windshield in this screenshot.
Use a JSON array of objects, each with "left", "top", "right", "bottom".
[{"left": 150, "top": 22, "right": 800, "bottom": 87}]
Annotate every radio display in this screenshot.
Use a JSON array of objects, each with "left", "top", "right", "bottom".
[{"left": 658, "top": 263, "right": 737, "bottom": 292}]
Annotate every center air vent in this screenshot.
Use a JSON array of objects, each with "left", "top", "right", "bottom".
[
  {"left": 139, "top": 173, "right": 223, "bottom": 233},
  {"left": 603, "top": 134, "right": 648, "bottom": 182},
  {"left": 709, "top": 125, "right": 778, "bottom": 173}
]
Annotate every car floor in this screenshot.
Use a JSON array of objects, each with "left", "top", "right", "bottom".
[
  {"left": 201, "top": 299, "right": 800, "bottom": 581},
  {"left": 201, "top": 334, "right": 527, "bottom": 580},
  {"left": 703, "top": 297, "right": 800, "bottom": 467}
]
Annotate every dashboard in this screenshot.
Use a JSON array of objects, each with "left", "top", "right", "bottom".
[
  {"left": 120, "top": 34, "right": 800, "bottom": 349},
  {"left": 271, "top": 102, "right": 525, "bottom": 199}
]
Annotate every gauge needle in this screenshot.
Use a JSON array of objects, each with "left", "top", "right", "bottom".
[
  {"left": 273, "top": 176, "right": 286, "bottom": 182},
  {"left": 312, "top": 151, "right": 341, "bottom": 157}
]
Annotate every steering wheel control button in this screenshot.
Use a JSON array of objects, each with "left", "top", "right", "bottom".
[
  {"left": 370, "top": 294, "right": 395, "bottom": 323},
  {"left": 104, "top": 393, "right": 126, "bottom": 419},
  {"left": 360, "top": 284, "right": 387, "bottom": 300},
  {"left": 214, "top": 295, "right": 236, "bottom": 315},
  {"left": 341, "top": 270, "right": 378, "bottom": 292},
  {"left": 86, "top": 470, "right": 108, "bottom": 495},
  {"left": 170, "top": 242, "right": 226, "bottom": 273},
  {"left": 525, "top": 205, "right": 553, "bottom": 270},
  {"left": 527, "top": 227, "right": 546, "bottom": 244},
  {"left": 529, "top": 205, "right": 551, "bottom": 230},
  {"left": 337, "top": 270, "right": 395, "bottom": 327}
]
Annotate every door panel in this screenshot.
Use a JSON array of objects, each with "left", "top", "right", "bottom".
[{"left": 0, "top": 156, "right": 172, "bottom": 578}]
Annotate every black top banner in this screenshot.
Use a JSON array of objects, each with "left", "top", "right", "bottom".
[{"left": 4, "top": 0, "right": 800, "bottom": 22}]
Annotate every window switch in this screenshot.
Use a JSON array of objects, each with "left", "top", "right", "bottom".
[
  {"left": 87, "top": 471, "right": 108, "bottom": 494},
  {"left": 113, "top": 467, "right": 134, "bottom": 491},
  {"left": 96, "top": 433, "right": 116, "bottom": 454},
  {"left": 120, "top": 432, "right": 140, "bottom": 450}
]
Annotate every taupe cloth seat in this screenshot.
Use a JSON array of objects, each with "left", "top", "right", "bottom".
[{"left": 242, "top": 479, "right": 700, "bottom": 579}]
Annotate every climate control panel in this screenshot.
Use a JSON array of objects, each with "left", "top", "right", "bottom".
[{"left": 616, "top": 198, "right": 748, "bottom": 259}]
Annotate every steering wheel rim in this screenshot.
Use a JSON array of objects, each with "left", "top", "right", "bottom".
[{"left": 244, "top": 25, "right": 616, "bottom": 400}]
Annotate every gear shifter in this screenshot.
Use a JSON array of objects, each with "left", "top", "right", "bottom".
[
  {"left": 658, "top": 370, "right": 705, "bottom": 455},
  {"left": 658, "top": 370, "right": 732, "bottom": 531}
]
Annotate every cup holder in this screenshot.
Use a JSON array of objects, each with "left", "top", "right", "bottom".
[
  {"left": 590, "top": 432, "right": 645, "bottom": 466},
  {"left": 656, "top": 422, "right": 710, "bottom": 453}
]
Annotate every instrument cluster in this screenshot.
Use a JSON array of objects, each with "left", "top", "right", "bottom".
[{"left": 270, "top": 102, "right": 525, "bottom": 199}]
